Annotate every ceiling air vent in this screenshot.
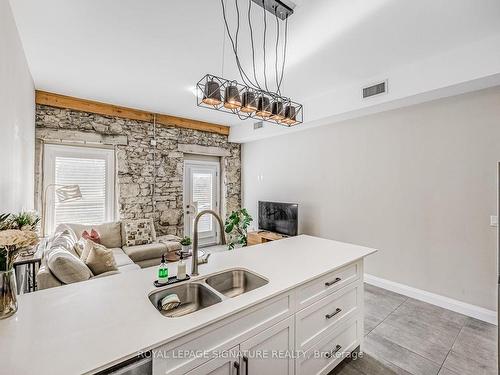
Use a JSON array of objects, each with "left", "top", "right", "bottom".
[
  {"left": 363, "top": 80, "right": 387, "bottom": 98},
  {"left": 254, "top": 121, "right": 264, "bottom": 130}
]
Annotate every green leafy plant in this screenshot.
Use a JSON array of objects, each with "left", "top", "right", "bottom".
[
  {"left": 180, "top": 236, "right": 192, "bottom": 246},
  {"left": 10, "top": 211, "right": 40, "bottom": 231},
  {"left": 224, "top": 208, "right": 253, "bottom": 250}
]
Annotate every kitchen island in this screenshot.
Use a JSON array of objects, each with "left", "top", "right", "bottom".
[{"left": 0, "top": 235, "right": 376, "bottom": 375}]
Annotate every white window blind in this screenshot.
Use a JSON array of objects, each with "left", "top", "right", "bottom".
[
  {"left": 192, "top": 172, "right": 213, "bottom": 232},
  {"left": 43, "top": 144, "right": 115, "bottom": 234}
]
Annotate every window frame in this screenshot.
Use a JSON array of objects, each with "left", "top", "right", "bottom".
[{"left": 43, "top": 143, "right": 116, "bottom": 234}]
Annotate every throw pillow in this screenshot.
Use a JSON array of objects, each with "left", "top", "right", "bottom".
[
  {"left": 80, "top": 239, "right": 118, "bottom": 275},
  {"left": 47, "top": 246, "right": 93, "bottom": 284},
  {"left": 82, "top": 229, "right": 101, "bottom": 244},
  {"left": 73, "top": 238, "right": 87, "bottom": 257},
  {"left": 49, "top": 229, "right": 79, "bottom": 258},
  {"left": 124, "top": 219, "right": 155, "bottom": 246}
]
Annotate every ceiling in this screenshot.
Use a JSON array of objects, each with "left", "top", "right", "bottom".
[{"left": 9, "top": 0, "right": 500, "bottom": 140}]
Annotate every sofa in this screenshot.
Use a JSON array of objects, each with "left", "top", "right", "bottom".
[{"left": 36, "top": 221, "right": 181, "bottom": 290}]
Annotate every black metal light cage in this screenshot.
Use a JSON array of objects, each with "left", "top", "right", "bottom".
[{"left": 196, "top": 74, "right": 303, "bottom": 126}]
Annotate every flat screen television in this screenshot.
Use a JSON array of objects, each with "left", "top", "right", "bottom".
[{"left": 258, "top": 201, "right": 298, "bottom": 236}]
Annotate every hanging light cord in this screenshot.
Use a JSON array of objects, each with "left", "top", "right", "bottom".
[
  {"left": 274, "top": 8, "right": 280, "bottom": 95},
  {"left": 262, "top": 0, "right": 270, "bottom": 92},
  {"left": 220, "top": 0, "right": 289, "bottom": 96},
  {"left": 248, "top": 0, "right": 262, "bottom": 90},
  {"left": 277, "top": 16, "right": 288, "bottom": 92},
  {"left": 221, "top": 0, "right": 259, "bottom": 89}
]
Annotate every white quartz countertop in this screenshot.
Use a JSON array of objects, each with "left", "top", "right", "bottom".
[{"left": 0, "top": 235, "right": 376, "bottom": 375}]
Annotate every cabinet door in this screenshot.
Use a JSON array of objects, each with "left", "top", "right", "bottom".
[
  {"left": 185, "top": 346, "right": 240, "bottom": 375},
  {"left": 240, "top": 316, "right": 295, "bottom": 375}
]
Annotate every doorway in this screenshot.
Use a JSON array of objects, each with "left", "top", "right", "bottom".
[{"left": 183, "top": 156, "right": 221, "bottom": 247}]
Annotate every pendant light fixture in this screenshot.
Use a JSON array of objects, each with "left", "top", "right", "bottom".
[
  {"left": 196, "top": 0, "right": 303, "bottom": 126},
  {"left": 223, "top": 83, "right": 242, "bottom": 109},
  {"left": 202, "top": 80, "right": 222, "bottom": 106},
  {"left": 240, "top": 91, "right": 258, "bottom": 113}
]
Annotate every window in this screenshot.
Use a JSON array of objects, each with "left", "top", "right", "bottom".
[{"left": 43, "top": 144, "right": 115, "bottom": 234}]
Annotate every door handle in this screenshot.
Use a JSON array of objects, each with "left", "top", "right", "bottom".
[
  {"left": 234, "top": 361, "right": 240, "bottom": 375},
  {"left": 325, "top": 277, "right": 341, "bottom": 287},
  {"left": 325, "top": 308, "right": 342, "bottom": 319},
  {"left": 325, "top": 344, "right": 342, "bottom": 359},
  {"left": 243, "top": 355, "right": 249, "bottom": 374}
]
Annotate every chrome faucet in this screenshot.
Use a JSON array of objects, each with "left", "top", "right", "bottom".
[{"left": 191, "top": 210, "right": 226, "bottom": 276}]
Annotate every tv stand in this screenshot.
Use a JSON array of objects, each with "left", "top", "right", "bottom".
[{"left": 247, "top": 230, "right": 288, "bottom": 246}]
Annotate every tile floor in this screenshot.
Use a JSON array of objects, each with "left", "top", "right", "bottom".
[{"left": 330, "top": 284, "right": 498, "bottom": 375}]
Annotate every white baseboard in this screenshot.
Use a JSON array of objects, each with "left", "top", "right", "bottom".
[{"left": 364, "top": 273, "right": 497, "bottom": 325}]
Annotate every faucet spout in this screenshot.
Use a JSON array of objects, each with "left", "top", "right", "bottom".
[{"left": 191, "top": 210, "right": 226, "bottom": 276}]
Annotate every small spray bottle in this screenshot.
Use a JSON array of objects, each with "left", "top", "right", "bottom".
[{"left": 177, "top": 252, "right": 187, "bottom": 280}]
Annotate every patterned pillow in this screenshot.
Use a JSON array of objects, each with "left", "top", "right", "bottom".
[{"left": 124, "top": 219, "right": 155, "bottom": 246}]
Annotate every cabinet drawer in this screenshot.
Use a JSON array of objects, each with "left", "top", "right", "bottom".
[
  {"left": 296, "top": 283, "right": 360, "bottom": 351},
  {"left": 296, "top": 262, "right": 360, "bottom": 309},
  {"left": 153, "top": 294, "right": 292, "bottom": 375},
  {"left": 296, "top": 318, "right": 361, "bottom": 375}
]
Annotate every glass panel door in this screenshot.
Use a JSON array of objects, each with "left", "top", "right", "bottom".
[{"left": 184, "top": 160, "right": 220, "bottom": 246}]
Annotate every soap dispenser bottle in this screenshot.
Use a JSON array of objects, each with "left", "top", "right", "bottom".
[
  {"left": 158, "top": 254, "right": 169, "bottom": 284},
  {"left": 177, "top": 253, "right": 187, "bottom": 280}
]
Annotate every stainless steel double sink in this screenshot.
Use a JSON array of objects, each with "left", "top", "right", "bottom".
[{"left": 148, "top": 269, "right": 269, "bottom": 318}]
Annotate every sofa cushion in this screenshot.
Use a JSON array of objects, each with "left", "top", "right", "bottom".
[
  {"left": 66, "top": 222, "right": 122, "bottom": 248},
  {"left": 110, "top": 248, "right": 135, "bottom": 268},
  {"left": 80, "top": 240, "right": 118, "bottom": 275},
  {"left": 117, "top": 263, "right": 141, "bottom": 272},
  {"left": 122, "top": 242, "right": 171, "bottom": 263},
  {"left": 47, "top": 246, "right": 93, "bottom": 284}
]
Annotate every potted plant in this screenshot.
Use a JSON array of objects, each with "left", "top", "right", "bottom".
[
  {"left": 224, "top": 208, "right": 253, "bottom": 250},
  {"left": 180, "top": 236, "right": 192, "bottom": 253},
  {"left": 0, "top": 212, "right": 39, "bottom": 319}
]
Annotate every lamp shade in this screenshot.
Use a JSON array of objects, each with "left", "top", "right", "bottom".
[
  {"left": 256, "top": 96, "right": 272, "bottom": 118},
  {"left": 55, "top": 185, "right": 82, "bottom": 202},
  {"left": 202, "top": 80, "right": 222, "bottom": 106},
  {"left": 270, "top": 101, "right": 285, "bottom": 121},
  {"left": 240, "top": 91, "right": 258, "bottom": 113},
  {"left": 282, "top": 105, "right": 297, "bottom": 125},
  {"left": 224, "top": 84, "right": 241, "bottom": 109}
]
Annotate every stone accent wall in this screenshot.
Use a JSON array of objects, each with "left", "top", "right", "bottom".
[{"left": 35, "top": 104, "right": 241, "bottom": 236}]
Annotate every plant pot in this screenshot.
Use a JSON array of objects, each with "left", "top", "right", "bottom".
[
  {"left": 181, "top": 245, "right": 191, "bottom": 254},
  {"left": 0, "top": 269, "right": 18, "bottom": 319}
]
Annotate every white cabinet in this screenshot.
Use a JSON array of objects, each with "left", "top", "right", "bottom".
[
  {"left": 184, "top": 346, "right": 239, "bottom": 375},
  {"left": 240, "top": 316, "right": 295, "bottom": 375},
  {"left": 153, "top": 261, "right": 364, "bottom": 375}
]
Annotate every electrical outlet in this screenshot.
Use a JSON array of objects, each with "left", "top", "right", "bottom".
[{"left": 490, "top": 215, "right": 498, "bottom": 227}]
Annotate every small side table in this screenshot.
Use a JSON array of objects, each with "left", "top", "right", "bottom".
[{"left": 13, "top": 251, "right": 42, "bottom": 293}]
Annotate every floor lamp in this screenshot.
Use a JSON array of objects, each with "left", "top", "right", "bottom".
[{"left": 41, "top": 184, "right": 82, "bottom": 236}]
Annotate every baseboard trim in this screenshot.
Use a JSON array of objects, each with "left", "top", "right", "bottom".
[{"left": 364, "top": 273, "right": 497, "bottom": 325}]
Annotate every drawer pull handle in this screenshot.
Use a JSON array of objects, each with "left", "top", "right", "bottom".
[
  {"left": 243, "top": 355, "right": 249, "bottom": 374},
  {"left": 325, "top": 308, "right": 342, "bottom": 319},
  {"left": 325, "top": 344, "right": 342, "bottom": 359},
  {"left": 234, "top": 361, "right": 240, "bottom": 375},
  {"left": 325, "top": 277, "right": 341, "bottom": 287}
]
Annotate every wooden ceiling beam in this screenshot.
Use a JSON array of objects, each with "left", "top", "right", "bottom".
[{"left": 35, "top": 90, "right": 230, "bottom": 136}]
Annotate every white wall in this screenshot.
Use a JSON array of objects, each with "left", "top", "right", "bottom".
[
  {"left": 242, "top": 87, "right": 500, "bottom": 311},
  {"left": 0, "top": 0, "right": 35, "bottom": 212}
]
